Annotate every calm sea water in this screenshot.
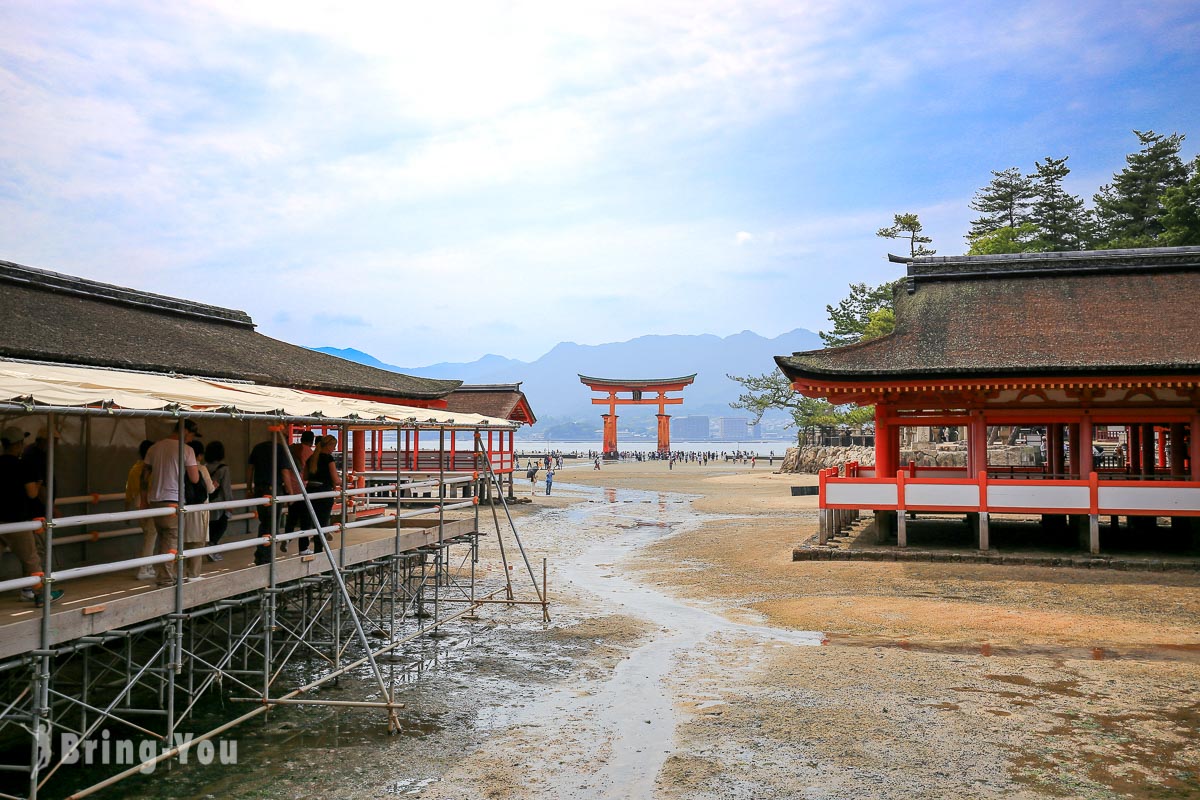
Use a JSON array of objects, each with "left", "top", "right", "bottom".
[
  {"left": 358, "top": 434, "right": 793, "bottom": 457},
  {"left": 514, "top": 440, "right": 791, "bottom": 456}
]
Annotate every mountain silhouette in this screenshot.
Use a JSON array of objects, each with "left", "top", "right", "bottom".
[{"left": 314, "top": 328, "right": 821, "bottom": 423}]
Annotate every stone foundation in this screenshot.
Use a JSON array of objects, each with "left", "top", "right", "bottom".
[{"left": 780, "top": 443, "right": 1041, "bottom": 474}]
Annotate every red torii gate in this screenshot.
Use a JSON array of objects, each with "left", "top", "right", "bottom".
[{"left": 579, "top": 373, "right": 697, "bottom": 455}]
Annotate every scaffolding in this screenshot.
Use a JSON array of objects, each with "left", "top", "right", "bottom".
[{"left": 0, "top": 401, "right": 547, "bottom": 800}]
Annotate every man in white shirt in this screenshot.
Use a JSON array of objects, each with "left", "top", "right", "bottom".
[{"left": 144, "top": 420, "right": 201, "bottom": 585}]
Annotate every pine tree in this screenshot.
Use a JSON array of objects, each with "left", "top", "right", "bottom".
[
  {"left": 876, "top": 213, "right": 935, "bottom": 258},
  {"left": 967, "top": 167, "right": 1035, "bottom": 240},
  {"left": 1028, "top": 156, "right": 1089, "bottom": 251},
  {"left": 1092, "top": 130, "right": 1188, "bottom": 246},
  {"left": 1161, "top": 155, "right": 1200, "bottom": 246},
  {"left": 820, "top": 281, "right": 897, "bottom": 347}
]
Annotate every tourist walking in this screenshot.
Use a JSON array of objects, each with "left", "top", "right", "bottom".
[
  {"left": 205, "top": 441, "right": 232, "bottom": 561},
  {"left": 144, "top": 420, "right": 202, "bottom": 585},
  {"left": 183, "top": 440, "right": 214, "bottom": 581},
  {"left": 1, "top": 427, "right": 63, "bottom": 604},
  {"left": 126, "top": 439, "right": 157, "bottom": 580},
  {"left": 302, "top": 435, "right": 340, "bottom": 555}
]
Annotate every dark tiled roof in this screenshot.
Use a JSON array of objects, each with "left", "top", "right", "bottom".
[
  {"left": 444, "top": 384, "right": 536, "bottom": 424},
  {"left": 777, "top": 246, "right": 1200, "bottom": 382},
  {"left": 0, "top": 260, "right": 460, "bottom": 400},
  {"left": 578, "top": 374, "right": 697, "bottom": 387}
]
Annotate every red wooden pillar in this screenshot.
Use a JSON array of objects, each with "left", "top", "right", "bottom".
[
  {"left": 1190, "top": 416, "right": 1200, "bottom": 480},
  {"left": 352, "top": 429, "right": 365, "bottom": 486},
  {"left": 1169, "top": 423, "right": 1186, "bottom": 477},
  {"left": 602, "top": 414, "right": 618, "bottom": 455},
  {"left": 602, "top": 392, "right": 619, "bottom": 454},
  {"left": 1067, "top": 422, "right": 1081, "bottom": 479},
  {"left": 1141, "top": 423, "right": 1156, "bottom": 477},
  {"left": 1129, "top": 426, "right": 1141, "bottom": 473},
  {"left": 968, "top": 411, "right": 988, "bottom": 476},
  {"left": 1079, "top": 416, "right": 1094, "bottom": 476},
  {"left": 1049, "top": 424, "right": 1064, "bottom": 477},
  {"left": 874, "top": 404, "right": 894, "bottom": 478}
]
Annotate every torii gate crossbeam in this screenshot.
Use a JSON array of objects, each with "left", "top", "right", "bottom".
[{"left": 578, "top": 374, "right": 697, "bottom": 455}]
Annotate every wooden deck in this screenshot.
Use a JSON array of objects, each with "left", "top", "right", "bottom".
[{"left": 0, "top": 517, "right": 476, "bottom": 661}]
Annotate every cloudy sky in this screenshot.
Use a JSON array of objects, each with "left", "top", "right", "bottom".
[{"left": 2, "top": 1, "right": 1199, "bottom": 365}]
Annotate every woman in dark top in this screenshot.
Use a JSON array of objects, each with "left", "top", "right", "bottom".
[{"left": 302, "top": 435, "right": 340, "bottom": 554}]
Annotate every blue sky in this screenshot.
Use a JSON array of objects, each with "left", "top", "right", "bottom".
[{"left": 2, "top": 1, "right": 1199, "bottom": 365}]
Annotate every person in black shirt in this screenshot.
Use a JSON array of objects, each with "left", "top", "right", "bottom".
[
  {"left": 247, "top": 438, "right": 289, "bottom": 565},
  {"left": 301, "top": 435, "right": 341, "bottom": 555},
  {"left": 1, "top": 426, "right": 62, "bottom": 604}
]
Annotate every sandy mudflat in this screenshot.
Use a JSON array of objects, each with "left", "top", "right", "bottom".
[
  {"left": 495, "top": 461, "right": 1200, "bottom": 799},
  {"left": 138, "top": 459, "right": 1199, "bottom": 800}
]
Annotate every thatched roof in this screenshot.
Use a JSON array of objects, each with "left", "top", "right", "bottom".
[
  {"left": 0, "top": 259, "right": 460, "bottom": 401},
  {"left": 776, "top": 246, "right": 1200, "bottom": 383}
]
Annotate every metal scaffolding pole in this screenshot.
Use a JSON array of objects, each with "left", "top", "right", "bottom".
[{"left": 274, "top": 430, "right": 400, "bottom": 732}]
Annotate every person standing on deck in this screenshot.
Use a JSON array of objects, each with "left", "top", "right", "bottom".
[
  {"left": 183, "top": 440, "right": 215, "bottom": 580},
  {"left": 144, "top": 420, "right": 201, "bottom": 586},
  {"left": 248, "top": 435, "right": 290, "bottom": 565},
  {"left": 1, "top": 427, "right": 63, "bottom": 604},
  {"left": 126, "top": 440, "right": 157, "bottom": 580},
  {"left": 302, "top": 435, "right": 340, "bottom": 555},
  {"left": 280, "top": 430, "right": 315, "bottom": 554},
  {"left": 205, "top": 441, "right": 232, "bottom": 561}
]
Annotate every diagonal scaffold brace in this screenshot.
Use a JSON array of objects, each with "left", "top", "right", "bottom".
[
  {"left": 274, "top": 429, "right": 402, "bottom": 733},
  {"left": 473, "top": 432, "right": 550, "bottom": 623}
]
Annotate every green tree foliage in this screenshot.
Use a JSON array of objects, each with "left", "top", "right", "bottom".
[
  {"left": 1028, "top": 156, "right": 1089, "bottom": 250},
  {"left": 966, "top": 223, "right": 1040, "bottom": 255},
  {"left": 727, "top": 371, "right": 873, "bottom": 433},
  {"left": 967, "top": 167, "right": 1035, "bottom": 239},
  {"left": 1092, "top": 130, "right": 1188, "bottom": 246},
  {"left": 876, "top": 213, "right": 935, "bottom": 257},
  {"left": 819, "top": 281, "right": 897, "bottom": 347},
  {"left": 1160, "top": 155, "right": 1200, "bottom": 246}
]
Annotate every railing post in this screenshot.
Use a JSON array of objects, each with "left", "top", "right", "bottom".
[
  {"left": 1088, "top": 471, "right": 1100, "bottom": 555},
  {"left": 818, "top": 468, "right": 829, "bottom": 545},
  {"left": 896, "top": 470, "right": 907, "bottom": 548},
  {"left": 977, "top": 470, "right": 989, "bottom": 551}
]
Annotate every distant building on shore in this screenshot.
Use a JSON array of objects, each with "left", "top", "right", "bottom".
[
  {"left": 671, "top": 415, "right": 710, "bottom": 440},
  {"left": 715, "top": 417, "right": 760, "bottom": 440}
]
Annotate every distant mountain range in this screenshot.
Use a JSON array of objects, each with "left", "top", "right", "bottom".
[{"left": 314, "top": 328, "right": 822, "bottom": 424}]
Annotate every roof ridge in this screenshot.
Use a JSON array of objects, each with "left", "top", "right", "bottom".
[{"left": 0, "top": 259, "right": 254, "bottom": 327}]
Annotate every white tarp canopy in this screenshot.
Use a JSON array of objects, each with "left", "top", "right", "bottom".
[{"left": 0, "top": 360, "right": 515, "bottom": 429}]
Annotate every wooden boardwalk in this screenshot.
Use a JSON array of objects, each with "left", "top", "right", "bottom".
[{"left": 0, "top": 517, "right": 475, "bottom": 661}]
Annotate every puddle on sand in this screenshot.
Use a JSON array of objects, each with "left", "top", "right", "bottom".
[
  {"left": 822, "top": 633, "right": 1200, "bottom": 664},
  {"left": 512, "top": 485, "right": 822, "bottom": 799}
]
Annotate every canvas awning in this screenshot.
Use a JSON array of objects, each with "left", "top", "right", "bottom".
[{"left": 0, "top": 360, "right": 514, "bottom": 429}]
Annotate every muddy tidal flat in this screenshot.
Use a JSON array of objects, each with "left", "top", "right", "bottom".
[{"left": 120, "top": 461, "right": 1200, "bottom": 800}]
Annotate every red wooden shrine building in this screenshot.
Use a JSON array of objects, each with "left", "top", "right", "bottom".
[
  {"left": 776, "top": 246, "right": 1200, "bottom": 554},
  {"left": 578, "top": 374, "right": 696, "bottom": 455}
]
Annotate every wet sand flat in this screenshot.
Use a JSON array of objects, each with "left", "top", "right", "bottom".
[{"left": 111, "top": 459, "right": 1200, "bottom": 800}]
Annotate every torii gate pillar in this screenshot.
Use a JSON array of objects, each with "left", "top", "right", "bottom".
[
  {"left": 656, "top": 413, "right": 671, "bottom": 452},
  {"left": 602, "top": 413, "right": 618, "bottom": 455},
  {"left": 579, "top": 374, "right": 697, "bottom": 457}
]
